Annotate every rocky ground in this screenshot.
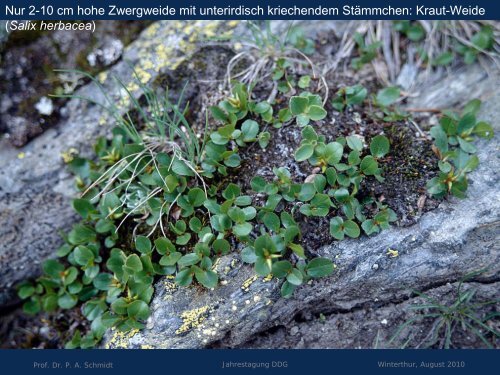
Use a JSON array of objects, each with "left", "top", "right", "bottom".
[{"left": 0, "top": 21, "right": 498, "bottom": 349}]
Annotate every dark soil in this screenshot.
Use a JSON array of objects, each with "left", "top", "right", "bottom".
[
  {"left": 0, "top": 307, "right": 88, "bottom": 349},
  {"left": 235, "top": 72, "right": 439, "bottom": 254}
]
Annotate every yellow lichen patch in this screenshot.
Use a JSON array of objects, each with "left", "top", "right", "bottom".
[
  {"left": 386, "top": 248, "right": 399, "bottom": 258},
  {"left": 141, "top": 344, "right": 155, "bottom": 349},
  {"left": 98, "top": 116, "right": 107, "bottom": 126},
  {"left": 262, "top": 274, "right": 273, "bottom": 282},
  {"left": 60, "top": 148, "right": 79, "bottom": 163},
  {"left": 211, "top": 258, "right": 221, "bottom": 272},
  {"left": 241, "top": 275, "right": 258, "bottom": 292},
  {"left": 163, "top": 275, "right": 178, "bottom": 296},
  {"left": 134, "top": 67, "right": 153, "bottom": 85},
  {"left": 141, "top": 60, "right": 155, "bottom": 71},
  {"left": 97, "top": 71, "right": 108, "bottom": 84},
  {"left": 17, "top": 152, "right": 26, "bottom": 159},
  {"left": 175, "top": 304, "right": 214, "bottom": 335},
  {"left": 145, "top": 22, "right": 160, "bottom": 38},
  {"left": 201, "top": 22, "right": 219, "bottom": 38},
  {"left": 230, "top": 259, "right": 238, "bottom": 269},
  {"left": 105, "top": 328, "right": 139, "bottom": 349}
]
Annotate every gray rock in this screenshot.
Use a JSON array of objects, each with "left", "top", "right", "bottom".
[
  {"left": 103, "top": 65, "right": 499, "bottom": 349},
  {"left": 86, "top": 38, "right": 124, "bottom": 68}
]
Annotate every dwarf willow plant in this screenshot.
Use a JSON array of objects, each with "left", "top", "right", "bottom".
[
  {"left": 19, "top": 71, "right": 400, "bottom": 348},
  {"left": 19, "top": 76, "right": 333, "bottom": 348},
  {"left": 427, "top": 99, "right": 494, "bottom": 198}
]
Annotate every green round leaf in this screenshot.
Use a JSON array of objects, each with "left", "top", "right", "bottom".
[
  {"left": 255, "top": 257, "right": 272, "bottom": 277},
  {"left": 213, "top": 239, "right": 231, "bottom": 255},
  {"left": 42, "top": 294, "right": 58, "bottom": 312},
  {"left": 125, "top": 254, "right": 143, "bottom": 272},
  {"left": 233, "top": 223, "right": 253, "bottom": 237},
  {"left": 93, "top": 273, "right": 113, "bottom": 291},
  {"left": 241, "top": 247, "right": 257, "bottom": 264},
  {"left": 307, "top": 258, "right": 334, "bottom": 278},
  {"left": 473, "top": 121, "right": 494, "bottom": 140},
  {"left": 241, "top": 120, "right": 260, "bottom": 141},
  {"left": 155, "top": 237, "right": 175, "bottom": 255},
  {"left": 430, "top": 126, "right": 449, "bottom": 153},
  {"left": 286, "top": 268, "right": 304, "bottom": 286},
  {"left": 188, "top": 188, "right": 206, "bottom": 207},
  {"left": 63, "top": 267, "right": 79, "bottom": 285},
  {"left": 58, "top": 293, "right": 78, "bottom": 309},
  {"left": 74, "top": 246, "right": 94, "bottom": 267},
  {"left": 222, "top": 183, "right": 241, "bottom": 200},
  {"left": 290, "top": 96, "right": 309, "bottom": 115},
  {"left": 176, "top": 233, "right": 192, "bottom": 246},
  {"left": 175, "top": 268, "right": 193, "bottom": 287},
  {"left": 329, "top": 217, "right": 345, "bottom": 240},
  {"left": 280, "top": 281, "right": 296, "bottom": 298},
  {"left": 346, "top": 135, "right": 363, "bottom": 152},
  {"left": 127, "top": 300, "right": 150, "bottom": 320},
  {"left": 298, "top": 183, "right": 316, "bottom": 201},
  {"left": 263, "top": 212, "right": 280, "bottom": 232},
  {"left": 370, "top": 135, "right": 390, "bottom": 158},
  {"left": 333, "top": 188, "right": 350, "bottom": 203},
  {"left": 23, "top": 298, "right": 41, "bottom": 315},
  {"left": 251, "top": 176, "right": 267, "bottom": 193},
  {"left": 376, "top": 87, "right": 400, "bottom": 107},
  {"left": 73, "top": 199, "right": 94, "bottom": 219},
  {"left": 360, "top": 156, "right": 378, "bottom": 175},
  {"left": 135, "top": 236, "right": 152, "bottom": 254},
  {"left": 159, "top": 251, "right": 182, "bottom": 266},
  {"left": 343, "top": 220, "right": 360, "bottom": 238},
  {"left": 295, "top": 144, "right": 314, "bottom": 162},
  {"left": 228, "top": 207, "right": 246, "bottom": 223},
  {"left": 189, "top": 217, "right": 203, "bottom": 232},
  {"left": 43, "top": 259, "right": 65, "bottom": 279},
  {"left": 325, "top": 142, "right": 344, "bottom": 165},
  {"left": 18, "top": 285, "right": 35, "bottom": 299},
  {"left": 178, "top": 253, "right": 200, "bottom": 268},
  {"left": 361, "top": 219, "right": 379, "bottom": 235},
  {"left": 272, "top": 260, "right": 292, "bottom": 278},
  {"left": 308, "top": 105, "right": 327, "bottom": 121},
  {"left": 194, "top": 268, "right": 218, "bottom": 289}
]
